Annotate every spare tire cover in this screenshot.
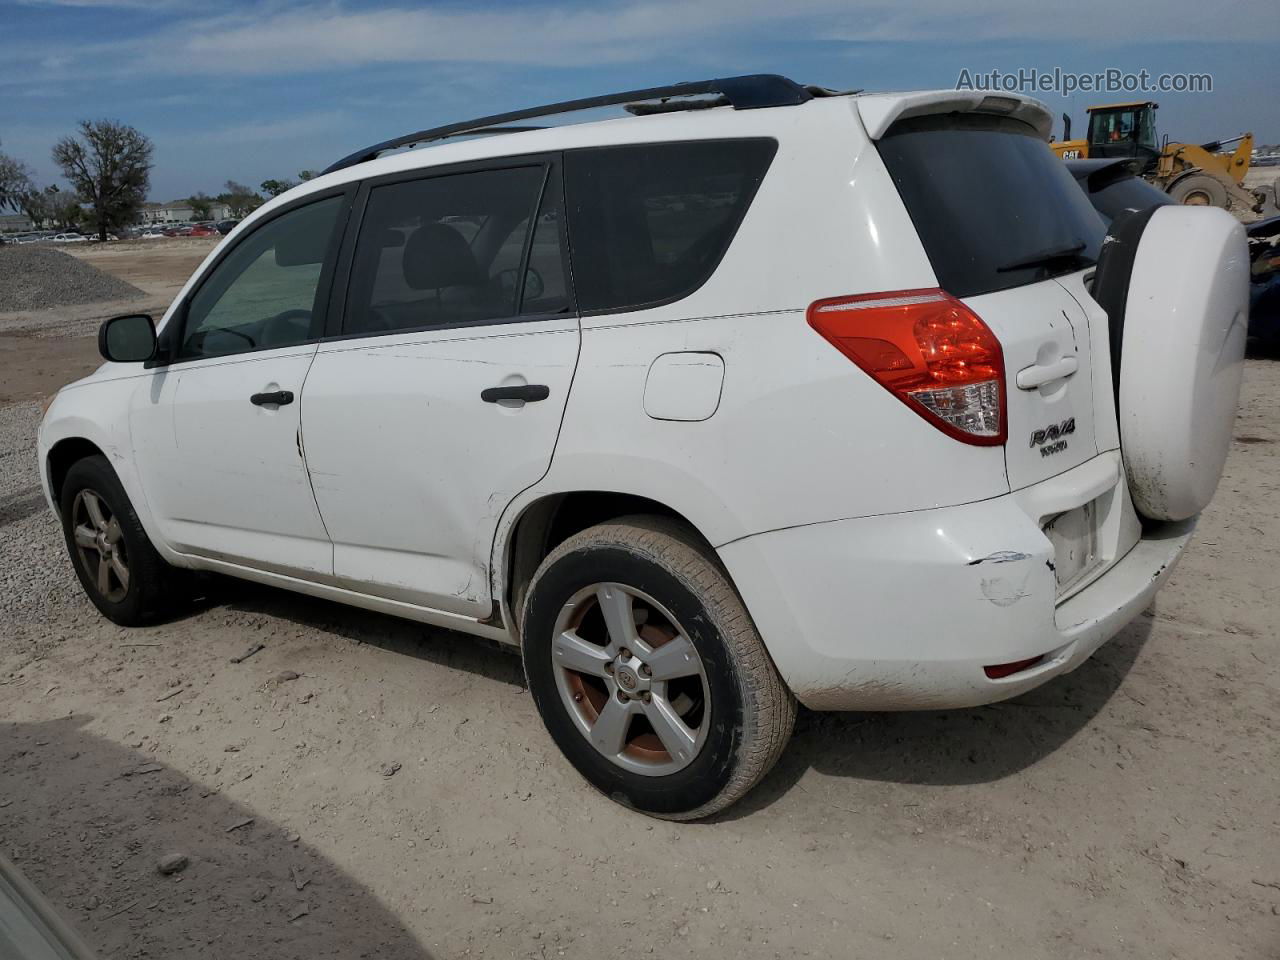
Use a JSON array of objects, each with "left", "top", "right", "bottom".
[{"left": 1118, "top": 205, "right": 1248, "bottom": 521}]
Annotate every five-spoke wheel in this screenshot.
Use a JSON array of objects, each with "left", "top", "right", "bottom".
[
  {"left": 522, "top": 516, "right": 795, "bottom": 820},
  {"left": 71, "top": 489, "right": 130, "bottom": 603},
  {"left": 552, "top": 583, "right": 710, "bottom": 775},
  {"left": 59, "top": 454, "right": 182, "bottom": 625}
]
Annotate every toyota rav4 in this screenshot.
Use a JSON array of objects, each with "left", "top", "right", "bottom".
[{"left": 37, "top": 76, "right": 1248, "bottom": 819}]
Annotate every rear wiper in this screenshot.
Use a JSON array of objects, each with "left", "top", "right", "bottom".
[{"left": 996, "top": 240, "right": 1094, "bottom": 273}]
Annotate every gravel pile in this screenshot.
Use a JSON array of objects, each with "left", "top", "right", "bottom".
[{"left": 0, "top": 245, "right": 145, "bottom": 313}]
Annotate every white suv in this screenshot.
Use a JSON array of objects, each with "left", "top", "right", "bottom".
[{"left": 38, "top": 76, "right": 1248, "bottom": 819}]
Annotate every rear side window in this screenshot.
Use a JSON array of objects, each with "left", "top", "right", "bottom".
[
  {"left": 877, "top": 115, "right": 1106, "bottom": 298},
  {"left": 564, "top": 139, "right": 777, "bottom": 313}
]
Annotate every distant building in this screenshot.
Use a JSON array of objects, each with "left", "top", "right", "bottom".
[
  {"left": 0, "top": 213, "right": 34, "bottom": 234},
  {"left": 138, "top": 200, "right": 232, "bottom": 224}
]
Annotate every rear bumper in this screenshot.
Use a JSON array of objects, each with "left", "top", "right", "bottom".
[{"left": 717, "top": 474, "right": 1194, "bottom": 711}]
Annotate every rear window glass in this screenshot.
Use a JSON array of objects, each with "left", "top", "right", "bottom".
[
  {"left": 564, "top": 139, "right": 777, "bottom": 313},
  {"left": 877, "top": 115, "right": 1106, "bottom": 298}
]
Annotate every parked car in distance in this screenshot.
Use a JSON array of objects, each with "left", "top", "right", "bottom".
[
  {"left": 51, "top": 232, "right": 87, "bottom": 243},
  {"left": 215, "top": 219, "right": 240, "bottom": 235},
  {"left": 187, "top": 223, "right": 220, "bottom": 237},
  {"left": 38, "top": 77, "right": 1249, "bottom": 820}
]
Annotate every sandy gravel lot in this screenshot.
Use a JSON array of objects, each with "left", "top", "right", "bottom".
[{"left": 1, "top": 240, "right": 1277, "bottom": 959}]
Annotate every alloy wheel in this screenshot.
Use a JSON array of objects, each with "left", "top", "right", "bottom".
[
  {"left": 551, "top": 583, "right": 710, "bottom": 776},
  {"left": 71, "top": 489, "right": 130, "bottom": 603}
]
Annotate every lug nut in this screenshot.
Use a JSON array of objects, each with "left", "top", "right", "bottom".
[
  {"left": 619, "top": 648, "right": 631, "bottom": 660},
  {"left": 617, "top": 690, "right": 630, "bottom": 703},
  {"left": 640, "top": 664, "right": 652, "bottom": 677},
  {"left": 640, "top": 691, "right": 652, "bottom": 703},
  {"left": 604, "top": 662, "right": 614, "bottom": 674}
]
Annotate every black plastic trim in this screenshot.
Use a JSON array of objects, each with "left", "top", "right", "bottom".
[{"left": 1091, "top": 204, "right": 1162, "bottom": 403}]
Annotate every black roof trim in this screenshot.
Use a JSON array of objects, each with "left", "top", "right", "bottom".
[{"left": 322, "top": 74, "right": 815, "bottom": 175}]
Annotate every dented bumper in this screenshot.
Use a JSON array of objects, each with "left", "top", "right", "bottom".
[{"left": 717, "top": 472, "right": 1194, "bottom": 711}]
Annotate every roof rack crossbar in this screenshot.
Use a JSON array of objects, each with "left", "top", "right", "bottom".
[{"left": 322, "top": 74, "right": 813, "bottom": 174}]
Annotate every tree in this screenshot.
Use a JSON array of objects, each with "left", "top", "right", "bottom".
[
  {"left": 0, "top": 141, "right": 34, "bottom": 213},
  {"left": 219, "top": 180, "right": 263, "bottom": 217},
  {"left": 297, "top": 169, "right": 319, "bottom": 182},
  {"left": 188, "top": 191, "right": 214, "bottom": 220},
  {"left": 18, "top": 185, "right": 55, "bottom": 229},
  {"left": 51, "top": 120, "right": 152, "bottom": 241},
  {"left": 260, "top": 178, "right": 296, "bottom": 198},
  {"left": 50, "top": 189, "right": 86, "bottom": 231}
]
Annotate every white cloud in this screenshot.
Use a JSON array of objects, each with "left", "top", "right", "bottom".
[
  {"left": 2, "top": 0, "right": 1277, "bottom": 82},
  {"left": 180, "top": 110, "right": 347, "bottom": 145}
]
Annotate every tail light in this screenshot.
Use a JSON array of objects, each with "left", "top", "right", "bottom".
[{"left": 807, "top": 289, "right": 1007, "bottom": 445}]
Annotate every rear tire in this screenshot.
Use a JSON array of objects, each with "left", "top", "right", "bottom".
[
  {"left": 521, "top": 515, "right": 794, "bottom": 820},
  {"left": 59, "top": 455, "right": 182, "bottom": 626}
]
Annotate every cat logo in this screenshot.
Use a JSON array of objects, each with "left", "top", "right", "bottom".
[{"left": 1030, "top": 417, "right": 1076, "bottom": 456}]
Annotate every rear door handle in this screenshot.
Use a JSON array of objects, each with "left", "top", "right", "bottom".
[
  {"left": 250, "top": 390, "right": 294, "bottom": 406},
  {"left": 481, "top": 384, "right": 550, "bottom": 404},
  {"left": 1015, "top": 357, "right": 1078, "bottom": 390}
]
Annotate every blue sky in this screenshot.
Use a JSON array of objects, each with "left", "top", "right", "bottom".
[{"left": 1, "top": 0, "right": 1276, "bottom": 202}]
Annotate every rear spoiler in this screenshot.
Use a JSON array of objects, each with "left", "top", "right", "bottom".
[{"left": 856, "top": 90, "right": 1054, "bottom": 141}]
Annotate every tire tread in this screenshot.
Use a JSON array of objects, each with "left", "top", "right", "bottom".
[{"left": 527, "top": 514, "right": 795, "bottom": 820}]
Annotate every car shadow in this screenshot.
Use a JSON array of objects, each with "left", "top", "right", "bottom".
[
  {"left": 195, "top": 575, "right": 526, "bottom": 691},
  {"left": 717, "top": 615, "right": 1155, "bottom": 820},
  {"left": 184, "top": 577, "right": 1150, "bottom": 820},
  {"left": 1246, "top": 335, "right": 1280, "bottom": 360},
  {"left": 0, "top": 716, "right": 433, "bottom": 959}
]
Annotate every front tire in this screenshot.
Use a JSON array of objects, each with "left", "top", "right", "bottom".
[
  {"left": 59, "top": 455, "right": 181, "bottom": 626},
  {"left": 1168, "top": 173, "right": 1228, "bottom": 208},
  {"left": 521, "top": 516, "right": 794, "bottom": 820}
]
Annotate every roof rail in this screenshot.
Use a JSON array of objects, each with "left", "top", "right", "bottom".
[{"left": 322, "top": 74, "right": 815, "bottom": 175}]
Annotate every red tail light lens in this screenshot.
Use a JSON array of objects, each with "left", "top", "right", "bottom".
[{"left": 807, "top": 289, "right": 1007, "bottom": 445}]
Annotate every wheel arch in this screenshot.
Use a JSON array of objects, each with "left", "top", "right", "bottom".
[
  {"left": 45, "top": 436, "right": 108, "bottom": 516},
  {"left": 497, "top": 490, "right": 718, "bottom": 634}
]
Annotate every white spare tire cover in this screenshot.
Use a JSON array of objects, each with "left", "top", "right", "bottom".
[{"left": 1119, "top": 205, "right": 1248, "bottom": 521}]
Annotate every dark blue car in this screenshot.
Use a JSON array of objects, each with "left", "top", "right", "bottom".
[{"left": 1066, "top": 158, "right": 1280, "bottom": 344}]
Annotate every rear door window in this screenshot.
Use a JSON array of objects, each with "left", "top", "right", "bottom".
[
  {"left": 343, "top": 164, "right": 564, "bottom": 335},
  {"left": 563, "top": 139, "right": 777, "bottom": 313},
  {"left": 877, "top": 115, "right": 1106, "bottom": 298}
]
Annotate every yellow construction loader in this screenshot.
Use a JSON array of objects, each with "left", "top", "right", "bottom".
[{"left": 1051, "top": 101, "right": 1266, "bottom": 212}]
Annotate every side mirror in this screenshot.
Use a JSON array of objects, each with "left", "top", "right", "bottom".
[{"left": 98, "top": 314, "right": 157, "bottom": 363}]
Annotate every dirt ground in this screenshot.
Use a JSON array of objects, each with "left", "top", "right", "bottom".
[{"left": 1, "top": 240, "right": 1278, "bottom": 960}]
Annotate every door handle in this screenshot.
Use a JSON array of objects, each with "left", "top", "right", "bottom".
[
  {"left": 250, "top": 390, "right": 295, "bottom": 406},
  {"left": 1015, "top": 357, "right": 1078, "bottom": 390},
  {"left": 481, "top": 384, "right": 550, "bottom": 404}
]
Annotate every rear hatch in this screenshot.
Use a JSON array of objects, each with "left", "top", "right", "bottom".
[
  {"left": 873, "top": 110, "right": 1111, "bottom": 490},
  {"left": 865, "top": 100, "right": 1143, "bottom": 596}
]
